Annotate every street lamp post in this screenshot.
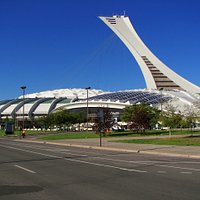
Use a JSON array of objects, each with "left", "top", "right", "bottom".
[
  {"left": 20, "top": 86, "right": 26, "bottom": 131},
  {"left": 159, "top": 88, "right": 163, "bottom": 112},
  {"left": 85, "top": 87, "right": 91, "bottom": 132}
]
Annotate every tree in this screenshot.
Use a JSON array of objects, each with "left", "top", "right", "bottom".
[
  {"left": 160, "top": 104, "right": 182, "bottom": 129},
  {"left": 121, "top": 103, "right": 160, "bottom": 133},
  {"left": 72, "top": 111, "right": 86, "bottom": 124},
  {"left": 71, "top": 111, "right": 86, "bottom": 131},
  {"left": 35, "top": 110, "right": 86, "bottom": 131},
  {"left": 35, "top": 113, "right": 55, "bottom": 130},
  {"left": 94, "top": 107, "right": 114, "bottom": 134},
  {"left": 183, "top": 106, "right": 198, "bottom": 128}
]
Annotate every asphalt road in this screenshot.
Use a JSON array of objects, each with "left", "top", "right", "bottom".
[{"left": 0, "top": 138, "right": 200, "bottom": 200}]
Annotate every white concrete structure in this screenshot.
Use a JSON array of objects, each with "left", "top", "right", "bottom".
[
  {"left": 1, "top": 17, "right": 200, "bottom": 122},
  {"left": 0, "top": 89, "right": 107, "bottom": 120},
  {"left": 60, "top": 101, "right": 127, "bottom": 111},
  {"left": 0, "top": 89, "right": 199, "bottom": 121},
  {"left": 19, "top": 88, "right": 106, "bottom": 99},
  {"left": 99, "top": 15, "right": 200, "bottom": 94},
  {"left": 63, "top": 89, "right": 200, "bottom": 114}
]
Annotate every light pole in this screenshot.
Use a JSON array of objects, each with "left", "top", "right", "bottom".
[
  {"left": 20, "top": 86, "right": 26, "bottom": 131},
  {"left": 85, "top": 87, "right": 91, "bottom": 132},
  {"left": 159, "top": 88, "right": 163, "bottom": 112}
]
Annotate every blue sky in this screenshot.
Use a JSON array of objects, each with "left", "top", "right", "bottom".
[{"left": 0, "top": 0, "right": 200, "bottom": 99}]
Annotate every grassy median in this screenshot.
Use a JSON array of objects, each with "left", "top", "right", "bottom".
[
  {"left": 113, "top": 135, "right": 200, "bottom": 146},
  {"left": 39, "top": 132, "right": 99, "bottom": 140},
  {"left": 39, "top": 130, "right": 200, "bottom": 140},
  {"left": 1, "top": 129, "right": 200, "bottom": 144}
]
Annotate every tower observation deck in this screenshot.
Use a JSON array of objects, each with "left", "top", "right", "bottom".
[{"left": 99, "top": 15, "right": 200, "bottom": 94}]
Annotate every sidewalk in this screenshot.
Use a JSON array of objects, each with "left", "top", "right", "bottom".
[{"left": 16, "top": 135, "right": 200, "bottom": 159}]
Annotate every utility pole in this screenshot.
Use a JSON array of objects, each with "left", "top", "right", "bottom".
[
  {"left": 85, "top": 87, "right": 91, "bottom": 132},
  {"left": 159, "top": 88, "right": 163, "bottom": 112},
  {"left": 20, "top": 86, "right": 26, "bottom": 131}
]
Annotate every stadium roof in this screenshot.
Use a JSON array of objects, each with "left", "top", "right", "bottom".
[{"left": 0, "top": 88, "right": 199, "bottom": 120}]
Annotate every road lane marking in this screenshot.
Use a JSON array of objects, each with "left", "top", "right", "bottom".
[
  {"left": 64, "top": 158, "right": 147, "bottom": 173},
  {"left": 180, "top": 171, "right": 193, "bottom": 174},
  {"left": 129, "top": 160, "right": 200, "bottom": 164},
  {"left": 2, "top": 143, "right": 200, "bottom": 174},
  {"left": 157, "top": 171, "right": 166, "bottom": 174},
  {"left": 156, "top": 164, "right": 200, "bottom": 172},
  {"left": 87, "top": 156, "right": 138, "bottom": 164},
  {"left": 18, "top": 142, "right": 127, "bottom": 157},
  {"left": 0, "top": 144, "right": 62, "bottom": 159},
  {"left": 0, "top": 144, "right": 146, "bottom": 173},
  {"left": 14, "top": 165, "right": 36, "bottom": 174},
  {"left": 4, "top": 142, "right": 200, "bottom": 166},
  {"left": 59, "top": 152, "right": 88, "bottom": 157}
]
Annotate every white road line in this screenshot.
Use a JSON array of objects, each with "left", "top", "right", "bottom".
[
  {"left": 18, "top": 143, "right": 110, "bottom": 156},
  {"left": 157, "top": 171, "right": 166, "bottom": 174},
  {"left": 0, "top": 144, "right": 146, "bottom": 173},
  {"left": 4, "top": 143, "right": 197, "bottom": 170},
  {"left": 156, "top": 164, "right": 200, "bottom": 172},
  {"left": 0, "top": 144, "right": 62, "bottom": 159},
  {"left": 64, "top": 158, "right": 147, "bottom": 173},
  {"left": 180, "top": 171, "right": 193, "bottom": 174},
  {"left": 163, "top": 161, "right": 200, "bottom": 164},
  {"left": 14, "top": 165, "right": 36, "bottom": 174},
  {"left": 62, "top": 149, "right": 113, "bottom": 156},
  {"left": 6, "top": 142, "right": 200, "bottom": 167},
  {"left": 89, "top": 156, "right": 137, "bottom": 164},
  {"left": 130, "top": 160, "right": 200, "bottom": 164},
  {"left": 59, "top": 152, "right": 88, "bottom": 157},
  {"left": 2, "top": 143, "right": 199, "bottom": 174}
]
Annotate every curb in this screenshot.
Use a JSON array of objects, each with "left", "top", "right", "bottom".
[{"left": 14, "top": 139, "right": 200, "bottom": 159}]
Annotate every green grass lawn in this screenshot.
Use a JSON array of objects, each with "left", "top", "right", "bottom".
[
  {"left": 0, "top": 130, "right": 21, "bottom": 136},
  {"left": 1, "top": 128, "right": 200, "bottom": 142},
  {"left": 0, "top": 130, "right": 5, "bottom": 136},
  {"left": 0, "top": 129, "right": 61, "bottom": 137},
  {"left": 114, "top": 136, "right": 200, "bottom": 146},
  {"left": 39, "top": 132, "right": 99, "bottom": 140},
  {"left": 107, "top": 129, "right": 200, "bottom": 137},
  {"left": 39, "top": 129, "right": 200, "bottom": 141}
]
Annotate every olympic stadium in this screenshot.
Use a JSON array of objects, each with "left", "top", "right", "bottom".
[{"left": 0, "top": 15, "right": 200, "bottom": 127}]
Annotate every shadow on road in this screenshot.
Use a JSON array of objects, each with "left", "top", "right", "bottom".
[{"left": 0, "top": 185, "right": 43, "bottom": 196}]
